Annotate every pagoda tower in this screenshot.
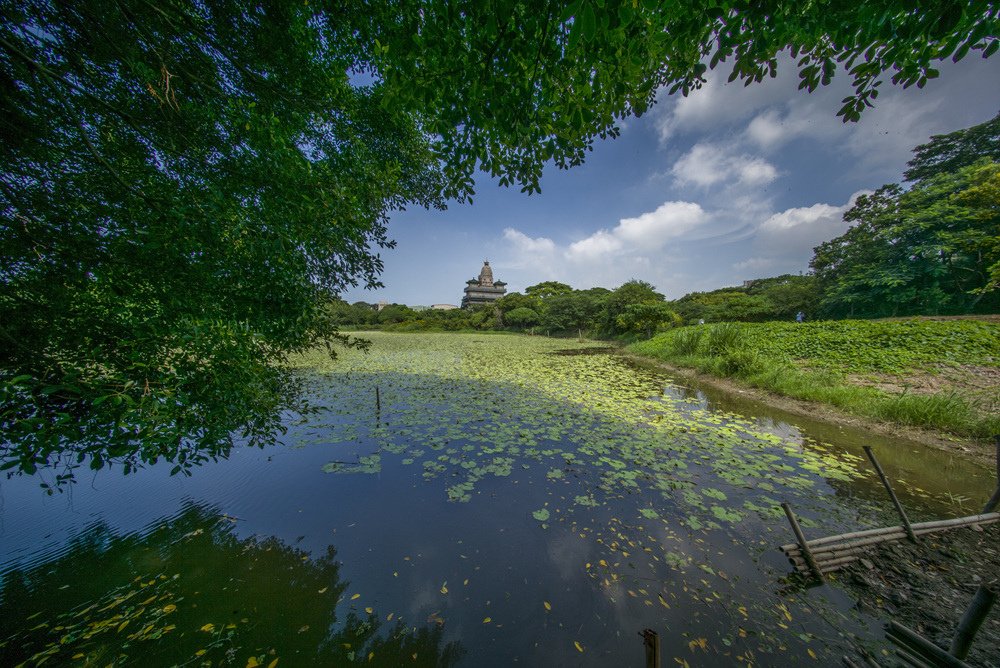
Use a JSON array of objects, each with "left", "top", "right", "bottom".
[{"left": 461, "top": 260, "right": 507, "bottom": 308}]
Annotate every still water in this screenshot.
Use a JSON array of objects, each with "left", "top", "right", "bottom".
[{"left": 1, "top": 333, "right": 994, "bottom": 666}]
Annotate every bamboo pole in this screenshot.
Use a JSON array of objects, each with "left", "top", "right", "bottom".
[
  {"left": 789, "top": 557, "right": 858, "bottom": 573},
  {"left": 779, "top": 513, "right": 1000, "bottom": 553},
  {"left": 983, "top": 486, "right": 1000, "bottom": 514},
  {"left": 807, "top": 532, "right": 908, "bottom": 558},
  {"left": 892, "top": 646, "right": 934, "bottom": 668},
  {"left": 949, "top": 585, "right": 998, "bottom": 660},
  {"left": 782, "top": 502, "right": 824, "bottom": 581},
  {"left": 887, "top": 622, "right": 971, "bottom": 668},
  {"left": 864, "top": 446, "right": 917, "bottom": 542}
]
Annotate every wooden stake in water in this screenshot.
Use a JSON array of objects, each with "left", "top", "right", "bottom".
[
  {"left": 640, "top": 629, "right": 660, "bottom": 668},
  {"left": 781, "top": 502, "right": 824, "bottom": 582},
  {"left": 863, "top": 446, "right": 917, "bottom": 543}
]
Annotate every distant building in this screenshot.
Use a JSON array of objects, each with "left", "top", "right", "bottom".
[
  {"left": 461, "top": 260, "right": 507, "bottom": 308},
  {"left": 431, "top": 304, "right": 459, "bottom": 310}
]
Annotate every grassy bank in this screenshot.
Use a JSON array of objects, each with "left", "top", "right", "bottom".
[{"left": 629, "top": 319, "right": 1000, "bottom": 440}]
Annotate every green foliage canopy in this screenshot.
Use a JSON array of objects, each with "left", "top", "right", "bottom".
[
  {"left": 904, "top": 110, "right": 1000, "bottom": 182},
  {"left": 1, "top": 0, "right": 445, "bottom": 479},
  {"left": 2, "top": 0, "right": 998, "bottom": 479},
  {"left": 812, "top": 160, "right": 1000, "bottom": 317}
]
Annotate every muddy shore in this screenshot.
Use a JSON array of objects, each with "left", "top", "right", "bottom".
[{"left": 839, "top": 522, "right": 999, "bottom": 667}]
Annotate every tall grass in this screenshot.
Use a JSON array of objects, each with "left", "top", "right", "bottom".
[
  {"left": 671, "top": 328, "right": 704, "bottom": 355},
  {"left": 705, "top": 323, "right": 745, "bottom": 356},
  {"left": 627, "top": 321, "right": 1000, "bottom": 440}
]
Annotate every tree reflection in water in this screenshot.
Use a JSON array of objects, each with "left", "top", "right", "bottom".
[{"left": 0, "top": 502, "right": 464, "bottom": 666}]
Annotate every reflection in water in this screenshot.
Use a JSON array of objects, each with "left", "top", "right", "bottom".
[
  {"left": 0, "top": 502, "right": 463, "bottom": 666},
  {"left": 659, "top": 376, "right": 996, "bottom": 515}
]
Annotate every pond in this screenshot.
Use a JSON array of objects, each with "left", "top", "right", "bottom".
[{"left": 1, "top": 333, "right": 995, "bottom": 666}]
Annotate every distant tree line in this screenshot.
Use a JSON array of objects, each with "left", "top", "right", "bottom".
[{"left": 328, "top": 279, "right": 680, "bottom": 340}]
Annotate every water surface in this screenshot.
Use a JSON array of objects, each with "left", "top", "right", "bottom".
[{"left": 1, "top": 333, "right": 994, "bottom": 665}]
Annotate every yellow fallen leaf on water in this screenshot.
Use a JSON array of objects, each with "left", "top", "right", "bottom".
[
  {"left": 317, "top": 587, "right": 328, "bottom": 594},
  {"left": 386, "top": 613, "right": 394, "bottom": 621},
  {"left": 72, "top": 654, "right": 85, "bottom": 659},
  {"left": 365, "top": 607, "right": 373, "bottom": 614},
  {"left": 585, "top": 562, "right": 591, "bottom": 569},
  {"left": 200, "top": 623, "right": 215, "bottom": 633},
  {"left": 737, "top": 605, "right": 747, "bottom": 618},
  {"left": 162, "top": 604, "right": 177, "bottom": 613},
  {"left": 598, "top": 559, "right": 607, "bottom": 567},
  {"left": 267, "top": 660, "right": 279, "bottom": 668},
  {"left": 574, "top": 641, "right": 584, "bottom": 653},
  {"left": 350, "top": 594, "right": 360, "bottom": 601},
  {"left": 543, "top": 601, "right": 551, "bottom": 611},
  {"left": 195, "top": 650, "right": 207, "bottom": 657},
  {"left": 440, "top": 583, "right": 448, "bottom": 594},
  {"left": 463, "top": 579, "right": 469, "bottom": 586},
  {"left": 246, "top": 658, "right": 260, "bottom": 668},
  {"left": 807, "top": 648, "right": 817, "bottom": 660},
  {"left": 367, "top": 652, "right": 374, "bottom": 661},
  {"left": 483, "top": 617, "right": 492, "bottom": 624},
  {"left": 688, "top": 637, "right": 707, "bottom": 652}
]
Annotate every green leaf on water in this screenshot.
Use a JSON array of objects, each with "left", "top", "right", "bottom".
[{"left": 532, "top": 508, "right": 550, "bottom": 522}]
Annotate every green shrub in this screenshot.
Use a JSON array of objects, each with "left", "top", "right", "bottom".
[
  {"left": 672, "top": 328, "right": 704, "bottom": 355},
  {"left": 706, "top": 323, "right": 745, "bottom": 356},
  {"left": 719, "top": 350, "right": 764, "bottom": 377}
]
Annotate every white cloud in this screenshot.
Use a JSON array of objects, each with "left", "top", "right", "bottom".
[
  {"left": 615, "top": 201, "right": 707, "bottom": 244},
  {"left": 565, "top": 229, "right": 623, "bottom": 261},
  {"left": 671, "top": 143, "right": 778, "bottom": 188},
  {"left": 565, "top": 201, "right": 708, "bottom": 262},
  {"left": 502, "top": 227, "right": 555, "bottom": 253},
  {"left": 654, "top": 70, "right": 795, "bottom": 141},
  {"left": 759, "top": 202, "right": 843, "bottom": 234},
  {"left": 731, "top": 192, "right": 866, "bottom": 279}
]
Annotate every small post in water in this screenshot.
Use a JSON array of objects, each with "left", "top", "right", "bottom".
[
  {"left": 640, "top": 629, "right": 660, "bottom": 668},
  {"left": 781, "top": 502, "right": 824, "bottom": 582},
  {"left": 863, "top": 446, "right": 917, "bottom": 543},
  {"left": 949, "top": 585, "right": 998, "bottom": 660}
]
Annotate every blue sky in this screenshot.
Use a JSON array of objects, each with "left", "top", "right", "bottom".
[{"left": 343, "top": 55, "right": 1000, "bottom": 306}]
